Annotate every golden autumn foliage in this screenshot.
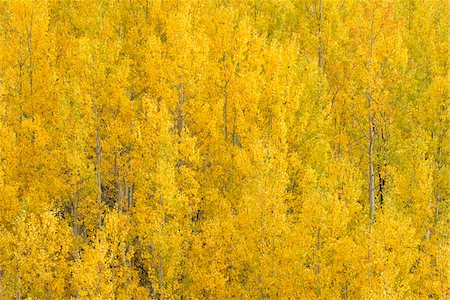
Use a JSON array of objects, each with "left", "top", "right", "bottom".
[{"left": 0, "top": 0, "right": 448, "bottom": 299}]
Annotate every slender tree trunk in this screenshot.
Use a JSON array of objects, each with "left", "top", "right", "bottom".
[
  {"left": 159, "top": 195, "right": 164, "bottom": 298},
  {"left": 317, "top": 0, "right": 323, "bottom": 70},
  {"left": 114, "top": 150, "right": 123, "bottom": 212},
  {"left": 159, "top": 255, "right": 164, "bottom": 297},
  {"left": 127, "top": 183, "right": 134, "bottom": 208},
  {"left": 316, "top": 229, "right": 321, "bottom": 295},
  {"left": 177, "top": 84, "right": 185, "bottom": 137},
  {"left": 434, "top": 116, "right": 444, "bottom": 227},
  {"left": 368, "top": 105, "right": 375, "bottom": 223},
  {"left": 73, "top": 191, "right": 78, "bottom": 236},
  {"left": 16, "top": 284, "right": 21, "bottom": 300},
  {"left": 223, "top": 80, "right": 229, "bottom": 142},
  {"left": 28, "top": 14, "right": 33, "bottom": 98},
  {"left": 367, "top": 15, "right": 376, "bottom": 224},
  {"left": 73, "top": 187, "right": 80, "bottom": 297},
  {"left": 149, "top": 242, "right": 155, "bottom": 298},
  {"left": 45, "top": 282, "right": 50, "bottom": 300},
  {"left": 378, "top": 165, "right": 385, "bottom": 207},
  {"left": 367, "top": 242, "right": 371, "bottom": 289},
  {"left": 96, "top": 126, "right": 102, "bottom": 227}
]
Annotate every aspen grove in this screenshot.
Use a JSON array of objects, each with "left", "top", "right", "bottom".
[{"left": 0, "top": 0, "right": 448, "bottom": 299}]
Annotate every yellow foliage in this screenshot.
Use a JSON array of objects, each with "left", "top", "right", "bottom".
[{"left": 0, "top": 0, "right": 448, "bottom": 298}]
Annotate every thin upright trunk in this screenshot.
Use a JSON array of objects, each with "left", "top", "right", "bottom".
[
  {"left": 123, "top": 180, "right": 128, "bottom": 211},
  {"left": 28, "top": 13, "right": 33, "bottom": 98},
  {"left": 316, "top": 229, "right": 321, "bottom": 294},
  {"left": 127, "top": 183, "right": 134, "bottom": 208},
  {"left": 73, "top": 187, "right": 80, "bottom": 298},
  {"left": 16, "top": 283, "right": 21, "bottom": 300},
  {"left": 378, "top": 165, "right": 385, "bottom": 207},
  {"left": 149, "top": 242, "right": 155, "bottom": 298},
  {"left": 317, "top": 0, "right": 324, "bottom": 70},
  {"left": 316, "top": 229, "right": 321, "bottom": 275},
  {"left": 223, "top": 80, "right": 229, "bottom": 142},
  {"left": 158, "top": 195, "right": 165, "bottom": 297},
  {"left": 367, "top": 243, "right": 371, "bottom": 288},
  {"left": 95, "top": 127, "right": 102, "bottom": 227},
  {"left": 118, "top": 187, "right": 123, "bottom": 212},
  {"left": 45, "top": 282, "right": 50, "bottom": 300},
  {"left": 159, "top": 256, "right": 164, "bottom": 297},
  {"left": 114, "top": 150, "right": 123, "bottom": 212},
  {"left": 177, "top": 84, "right": 185, "bottom": 137},
  {"left": 367, "top": 13, "right": 376, "bottom": 224},
  {"left": 145, "top": 0, "right": 149, "bottom": 22},
  {"left": 232, "top": 107, "right": 241, "bottom": 147},
  {"left": 434, "top": 105, "right": 445, "bottom": 227},
  {"left": 368, "top": 105, "right": 375, "bottom": 223},
  {"left": 434, "top": 144, "right": 442, "bottom": 227},
  {"left": 73, "top": 191, "right": 78, "bottom": 236}
]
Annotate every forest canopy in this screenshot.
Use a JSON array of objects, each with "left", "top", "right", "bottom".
[{"left": 0, "top": 0, "right": 448, "bottom": 299}]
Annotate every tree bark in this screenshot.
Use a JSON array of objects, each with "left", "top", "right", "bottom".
[
  {"left": 317, "top": 0, "right": 324, "bottom": 70},
  {"left": 73, "top": 191, "right": 78, "bottom": 236},
  {"left": 223, "top": 80, "right": 229, "bottom": 143},
  {"left": 96, "top": 126, "right": 102, "bottom": 227},
  {"left": 367, "top": 11, "right": 376, "bottom": 224},
  {"left": 177, "top": 84, "right": 185, "bottom": 137},
  {"left": 368, "top": 105, "right": 375, "bottom": 223}
]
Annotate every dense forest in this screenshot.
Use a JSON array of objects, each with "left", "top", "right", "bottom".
[{"left": 0, "top": 0, "right": 448, "bottom": 299}]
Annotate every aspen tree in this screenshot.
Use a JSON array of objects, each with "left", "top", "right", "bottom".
[{"left": 0, "top": 1, "right": 447, "bottom": 298}]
